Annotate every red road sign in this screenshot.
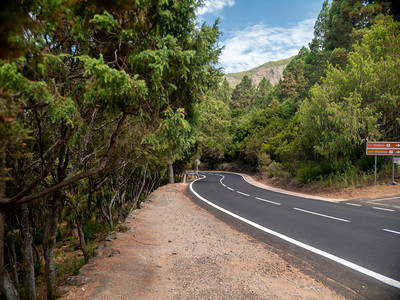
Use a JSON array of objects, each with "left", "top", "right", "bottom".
[{"left": 366, "top": 142, "right": 400, "bottom": 156}]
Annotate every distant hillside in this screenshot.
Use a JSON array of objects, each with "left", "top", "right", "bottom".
[{"left": 224, "top": 57, "right": 293, "bottom": 88}]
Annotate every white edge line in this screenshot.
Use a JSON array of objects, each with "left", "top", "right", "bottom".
[
  {"left": 237, "top": 191, "right": 250, "bottom": 197},
  {"left": 220, "top": 175, "right": 226, "bottom": 187},
  {"left": 255, "top": 197, "right": 281, "bottom": 206},
  {"left": 370, "top": 196, "right": 400, "bottom": 201},
  {"left": 293, "top": 208, "right": 351, "bottom": 223},
  {"left": 227, "top": 187, "right": 234, "bottom": 191},
  {"left": 189, "top": 178, "right": 400, "bottom": 290},
  {"left": 237, "top": 172, "right": 342, "bottom": 202},
  {"left": 382, "top": 229, "right": 400, "bottom": 235},
  {"left": 345, "top": 203, "right": 362, "bottom": 207},
  {"left": 373, "top": 207, "right": 395, "bottom": 212}
]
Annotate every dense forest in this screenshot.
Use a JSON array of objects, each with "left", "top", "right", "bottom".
[
  {"left": 0, "top": 0, "right": 399, "bottom": 299},
  {"left": 199, "top": 0, "right": 400, "bottom": 185}
]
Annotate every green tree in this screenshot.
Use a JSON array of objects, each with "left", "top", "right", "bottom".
[
  {"left": 216, "top": 78, "right": 232, "bottom": 103},
  {"left": 197, "top": 92, "right": 231, "bottom": 167},
  {"left": 299, "top": 16, "right": 399, "bottom": 162},
  {"left": 230, "top": 75, "right": 256, "bottom": 111},
  {"left": 0, "top": 0, "right": 222, "bottom": 297},
  {"left": 255, "top": 77, "right": 273, "bottom": 106}
]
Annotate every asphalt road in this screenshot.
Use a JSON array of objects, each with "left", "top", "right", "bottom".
[{"left": 189, "top": 172, "right": 400, "bottom": 299}]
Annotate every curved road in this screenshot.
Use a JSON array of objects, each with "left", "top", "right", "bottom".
[{"left": 189, "top": 172, "right": 400, "bottom": 298}]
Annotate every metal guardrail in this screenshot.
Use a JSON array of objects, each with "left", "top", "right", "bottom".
[{"left": 183, "top": 170, "right": 199, "bottom": 183}]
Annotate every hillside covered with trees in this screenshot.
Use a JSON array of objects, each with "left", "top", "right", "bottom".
[
  {"left": 198, "top": 0, "right": 400, "bottom": 186},
  {"left": 0, "top": 0, "right": 399, "bottom": 299}
]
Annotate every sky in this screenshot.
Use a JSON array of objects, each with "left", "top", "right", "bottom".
[{"left": 196, "top": 0, "right": 325, "bottom": 74}]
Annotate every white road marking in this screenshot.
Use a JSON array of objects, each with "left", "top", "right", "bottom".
[
  {"left": 220, "top": 175, "right": 226, "bottom": 187},
  {"left": 370, "top": 196, "right": 400, "bottom": 202},
  {"left": 293, "top": 208, "right": 351, "bottom": 223},
  {"left": 373, "top": 207, "right": 395, "bottom": 212},
  {"left": 255, "top": 197, "right": 281, "bottom": 206},
  {"left": 382, "top": 229, "right": 400, "bottom": 236},
  {"left": 189, "top": 179, "right": 400, "bottom": 290},
  {"left": 237, "top": 191, "right": 250, "bottom": 197},
  {"left": 227, "top": 187, "right": 234, "bottom": 191},
  {"left": 345, "top": 203, "right": 362, "bottom": 207}
]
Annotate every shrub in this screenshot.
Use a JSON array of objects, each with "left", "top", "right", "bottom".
[
  {"left": 82, "top": 220, "right": 102, "bottom": 242},
  {"left": 297, "top": 164, "right": 321, "bottom": 183}
]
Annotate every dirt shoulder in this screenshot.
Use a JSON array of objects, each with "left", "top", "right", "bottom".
[
  {"left": 242, "top": 172, "right": 400, "bottom": 201},
  {"left": 61, "top": 183, "right": 345, "bottom": 300}
]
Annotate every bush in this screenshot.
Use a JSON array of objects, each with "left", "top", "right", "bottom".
[
  {"left": 56, "top": 226, "right": 62, "bottom": 242},
  {"left": 297, "top": 164, "right": 321, "bottom": 183},
  {"left": 257, "top": 152, "right": 272, "bottom": 170},
  {"left": 82, "top": 220, "right": 102, "bottom": 242}
]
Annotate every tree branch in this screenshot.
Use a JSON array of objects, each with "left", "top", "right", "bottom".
[
  {"left": 0, "top": 126, "right": 77, "bottom": 207},
  {"left": 0, "top": 113, "right": 128, "bottom": 207}
]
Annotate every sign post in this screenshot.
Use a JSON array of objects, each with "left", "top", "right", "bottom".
[
  {"left": 195, "top": 159, "right": 200, "bottom": 176},
  {"left": 374, "top": 155, "right": 377, "bottom": 186},
  {"left": 393, "top": 156, "right": 395, "bottom": 186},
  {"left": 366, "top": 142, "right": 400, "bottom": 185}
]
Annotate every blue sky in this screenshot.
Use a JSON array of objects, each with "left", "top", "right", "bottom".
[{"left": 196, "top": 0, "right": 325, "bottom": 73}]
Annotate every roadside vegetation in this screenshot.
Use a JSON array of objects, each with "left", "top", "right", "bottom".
[
  {"left": 0, "top": 0, "right": 399, "bottom": 299},
  {"left": 0, "top": 0, "right": 221, "bottom": 298}
]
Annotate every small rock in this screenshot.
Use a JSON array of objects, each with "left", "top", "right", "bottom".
[
  {"left": 108, "top": 249, "right": 121, "bottom": 257},
  {"left": 66, "top": 275, "right": 91, "bottom": 286},
  {"left": 118, "top": 224, "right": 129, "bottom": 232}
]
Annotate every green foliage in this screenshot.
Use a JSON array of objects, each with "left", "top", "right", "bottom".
[
  {"left": 300, "top": 16, "right": 400, "bottom": 161},
  {"left": 197, "top": 93, "right": 231, "bottom": 165},
  {"left": 58, "top": 254, "right": 85, "bottom": 276},
  {"left": 79, "top": 54, "right": 147, "bottom": 111},
  {"left": 82, "top": 221, "right": 102, "bottom": 242},
  {"left": 230, "top": 75, "right": 256, "bottom": 110},
  {"left": 90, "top": 11, "right": 120, "bottom": 33},
  {"left": 207, "top": 1, "right": 400, "bottom": 187},
  {"left": 56, "top": 226, "right": 62, "bottom": 242},
  {"left": 2, "top": 0, "right": 223, "bottom": 296},
  {"left": 297, "top": 164, "right": 321, "bottom": 183},
  {"left": 144, "top": 107, "right": 195, "bottom": 163}
]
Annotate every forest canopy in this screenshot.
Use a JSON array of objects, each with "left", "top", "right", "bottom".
[
  {"left": 0, "top": 0, "right": 221, "bottom": 298},
  {"left": 198, "top": 0, "right": 399, "bottom": 184}
]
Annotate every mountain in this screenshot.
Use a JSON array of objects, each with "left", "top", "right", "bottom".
[{"left": 224, "top": 57, "right": 293, "bottom": 87}]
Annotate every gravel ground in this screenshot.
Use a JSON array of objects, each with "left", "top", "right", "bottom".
[{"left": 61, "top": 183, "right": 344, "bottom": 300}]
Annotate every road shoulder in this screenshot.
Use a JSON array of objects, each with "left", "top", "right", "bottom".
[{"left": 61, "top": 183, "right": 344, "bottom": 299}]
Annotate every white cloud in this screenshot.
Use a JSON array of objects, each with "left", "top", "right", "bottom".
[
  {"left": 197, "top": 0, "right": 235, "bottom": 15},
  {"left": 220, "top": 18, "right": 315, "bottom": 73}
]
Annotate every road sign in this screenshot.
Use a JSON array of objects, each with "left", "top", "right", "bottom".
[{"left": 366, "top": 142, "right": 400, "bottom": 156}]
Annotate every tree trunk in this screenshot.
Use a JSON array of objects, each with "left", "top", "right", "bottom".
[
  {"left": 0, "top": 148, "right": 6, "bottom": 299},
  {"left": 0, "top": 209, "right": 5, "bottom": 300},
  {"left": 5, "top": 224, "right": 19, "bottom": 291},
  {"left": 76, "top": 221, "right": 88, "bottom": 261},
  {"left": 3, "top": 270, "right": 19, "bottom": 300},
  {"left": 44, "top": 192, "right": 62, "bottom": 300},
  {"left": 19, "top": 204, "right": 36, "bottom": 299},
  {"left": 168, "top": 162, "right": 174, "bottom": 184}
]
